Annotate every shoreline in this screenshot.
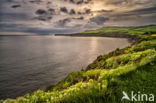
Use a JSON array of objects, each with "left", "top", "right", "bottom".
[
  {"left": 55, "top": 33, "right": 140, "bottom": 43},
  {"left": 55, "top": 33, "right": 136, "bottom": 38},
  {"left": 44, "top": 36, "right": 140, "bottom": 91},
  {"left": 2, "top": 25, "right": 156, "bottom": 103},
  {"left": 0, "top": 36, "right": 133, "bottom": 100}
]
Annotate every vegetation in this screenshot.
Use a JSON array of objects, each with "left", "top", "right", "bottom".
[
  {"left": 56, "top": 25, "right": 156, "bottom": 39},
  {"left": 82, "top": 25, "right": 156, "bottom": 35},
  {"left": 1, "top": 25, "right": 156, "bottom": 103}
]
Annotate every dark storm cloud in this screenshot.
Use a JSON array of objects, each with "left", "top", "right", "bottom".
[
  {"left": 60, "top": 7, "right": 68, "bottom": 13},
  {"left": 1, "top": 0, "right": 15, "bottom": 3},
  {"left": 57, "top": 18, "right": 71, "bottom": 27},
  {"left": 48, "top": 8, "right": 55, "bottom": 14},
  {"left": 36, "top": 8, "right": 55, "bottom": 15},
  {"left": 90, "top": 16, "right": 109, "bottom": 25},
  {"left": 35, "top": 8, "right": 55, "bottom": 21},
  {"left": 29, "top": 0, "right": 42, "bottom": 4},
  {"left": 78, "top": 12, "right": 82, "bottom": 15},
  {"left": 69, "top": 0, "right": 74, "bottom": 3},
  {"left": 69, "top": 9, "right": 76, "bottom": 15},
  {"left": 78, "top": 16, "right": 84, "bottom": 20},
  {"left": 36, "top": 9, "right": 47, "bottom": 15},
  {"left": 56, "top": 16, "right": 84, "bottom": 27},
  {"left": 76, "top": 0, "right": 83, "bottom": 5},
  {"left": 34, "top": 16, "right": 52, "bottom": 21},
  {"left": 66, "top": 0, "right": 91, "bottom": 5},
  {"left": 56, "top": 17, "right": 84, "bottom": 27},
  {"left": 11, "top": 4, "right": 21, "bottom": 8},
  {"left": 77, "top": 9, "right": 91, "bottom": 15},
  {"left": 72, "top": 16, "right": 84, "bottom": 20},
  {"left": 85, "top": 9, "right": 91, "bottom": 14},
  {"left": 96, "top": 9, "right": 113, "bottom": 13}
]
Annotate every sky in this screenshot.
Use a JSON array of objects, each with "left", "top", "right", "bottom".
[{"left": 0, "top": 0, "right": 156, "bottom": 34}]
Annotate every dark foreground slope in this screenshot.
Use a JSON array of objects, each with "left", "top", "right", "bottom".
[{"left": 1, "top": 26, "right": 156, "bottom": 103}]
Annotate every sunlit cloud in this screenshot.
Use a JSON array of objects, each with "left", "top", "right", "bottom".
[{"left": 0, "top": 0, "right": 156, "bottom": 34}]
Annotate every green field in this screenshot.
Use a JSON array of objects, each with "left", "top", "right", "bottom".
[
  {"left": 56, "top": 25, "right": 156, "bottom": 39},
  {"left": 80, "top": 25, "right": 156, "bottom": 37},
  {"left": 83, "top": 25, "right": 156, "bottom": 34},
  {"left": 1, "top": 25, "right": 156, "bottom": 103}
]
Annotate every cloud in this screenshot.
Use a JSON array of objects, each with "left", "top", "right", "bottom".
[
  {"left": 6, "top": 0, "right": 13, "bottom": 2},
  {"left": 60, "top": 7, "right": 68, "bottom": 13},
  {"left": 34, "top": 16, "right": 52, "bottom": 21},
  {"left": 104, "top": 0, "right": 129, "bottom": 5},
  {"left": 76, "top": 0, "right": 83, "bottom": 5},
  {"left": 48, "top": 8, "right": 55, "bottom": 14},
  {"left": 128, "top": 6, "right": 156, "bottom": 15},
  {"left": 0, "top": 0, "right": 156, "bottom": 34},
  {"left": 94, "top": 9, "right": 113, "bottom": 13},
  {"left": 0, "top": 23, "right": 29, "bottom": 32},
  {"left": 36, "top": 8, "right": 55, "bottom": 15},
  {"left": 36, "top": 9, "right": 47, "bottom": 15},
  {"left": 90, "top": 16, "right": 109, "bottom": 25},
  {"left": 56, "top": 18, "right": 71, "bottom": 27},
  {"left": 35, "top": 8, "right": 55, "bottom": 21},
  {"left": 85, "top": 9, "right": 91, "bottom": 14},
  {"left": 11, "top": 4, "right": 21, "bottom": 8},
  {"left": 109, "top": 6, "right": 156, "bottom": 21},
  {"left": 69, "top": 9, "right": 76, "bottom": 15},
  {"left": 0, "top": 13, "right": 30, "bottom": 22},
  {"left": 0, "top": 23, "right": 80, "bottom": 34},
  {"left": 66, "top": 0, "right": 91, "bottom": 5},
  {"left": 29, "top": 0, "right": 42, "bottom": 4},
  {"left": 55, "top": 17, "right": 85, "bottom": 28},
  {"left": 72, "top": 16, "right": 84, "bottom": 20},
  {"left": 76, "top": 9, "right": 91, "bottom": 15}
]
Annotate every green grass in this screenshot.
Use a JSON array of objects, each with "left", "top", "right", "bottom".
[
  {"left": 1, "top": 26, "right": 156, "bottom": 103},
  {"left": 100, "top": 59, "right": 156, "bottom": 103},
  {"left": 56, "top": 25, "right": 156, "bottom": 40},
  {"left": 82, "top": 25, "right": 156, "bottom": 36}
]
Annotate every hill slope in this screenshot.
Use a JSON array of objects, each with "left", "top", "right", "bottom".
[{"left": 1, "top": 25, "right": 156, "bottom": 103}]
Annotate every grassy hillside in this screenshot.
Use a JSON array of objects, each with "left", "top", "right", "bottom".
[
  {"left": 1, "top": 26, "right": 156, "bottom": 103},
  {"left": 82, "top": 25, "right": 156, "bottom": 35},
  {"left": 56, "top": 25, "right": 156, "bottom": 39}
]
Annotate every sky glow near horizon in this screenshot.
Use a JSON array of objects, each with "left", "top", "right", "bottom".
[{"left": 0, "top": 0, "right": 156, "bottom": 34}]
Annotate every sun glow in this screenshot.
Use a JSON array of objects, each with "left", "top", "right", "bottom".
[
  {"left": 93, "top": 13, "right": 97, "bottom": 16},
  {"left": 91, "top": 7, "right": 99, "bottom": 16},
  {"left": 93, "top": 7, "right": 98, "bottom": 11}
]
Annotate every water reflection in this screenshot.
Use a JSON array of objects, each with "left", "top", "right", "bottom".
[{"left": 0, "top": 36, "right": 131, "bottom": 99}]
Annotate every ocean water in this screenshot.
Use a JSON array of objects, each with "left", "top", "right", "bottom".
[{"left": 0, "top": 35, "right": 131, "bottom": 99}]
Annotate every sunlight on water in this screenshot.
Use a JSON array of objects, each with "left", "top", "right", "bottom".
[{"left": 0, "top": 36, "right": 131, "bottom": 99}]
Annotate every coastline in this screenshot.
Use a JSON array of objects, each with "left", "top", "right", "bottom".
[
  {"left": 55, "top": 33, "right": 136, "bottom": 38},
  {"left": 44, "top": 38, "right": 137, "bottom": 90},
  {"left": 1, "top": 25, "right": 156, "bottom": 103},
  {"left": 44, "top": 34, "right": 145, "bottom": 91}
]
